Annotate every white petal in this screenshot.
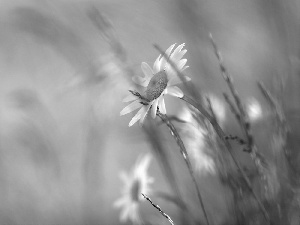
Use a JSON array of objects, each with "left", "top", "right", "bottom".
[
  {"left": 166, "top": 86, "right": 184, "bottom": 98},
  {"left": 165, "top": 59, "right": 188, "bottom": 78},
  {"left": 132, "top": 76, "right": 149, "bottom": 87},
  {"left": 165, "top": 65, "right": 176, "bottom": 78},
  {"left": 113, "top": 196, "right": 127, "bottom": 208},
  {"left": 141, "top": 62, "right": 153, "bottom": 79},
  {"left": 168, "top": 75, "right": 191, "bottom": 86},
  {"left": 123, "top": 94, "right": 138, "bottom": 102},
  {"left": 170, "top": 43, "right": 186, "bottom": 63},
  {"left": 173, "top": 49, "right": 187, "bottom": 63},
  {"left": 158, "top": 97, "right": 166, "bottom": 114},
  {"left": 139, "top": 103, "right": 152, "bottom": 125},
  {"left": 136, "top": 153, "right": 152, "bottom": 173},
  {"left": 120, "top": 101, "right": 141, "bottom": 115},
  {"left": 153, "top": 54, "right": 162, "bottom": 73},
  {"left": 182, "top": 65, "right": 189, "bottom": 71},
  {"left": 160, "top": 44, "right": 176, "bottom": 71},
  {"left": 177, "top": 59, "right": 187, "bottom": 70},
  {"left": 120, "top": 206, "right": 130, "bottom": 222},
  {"left": 129, "top": 106, "right": 146, "bottom": 127},
  {"left": 151, "top": 99, "right": 159, "bottom": 119}
]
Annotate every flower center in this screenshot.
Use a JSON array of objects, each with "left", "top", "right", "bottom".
[
  {"left": 130, "top": 179, "right": 141, "bottom": 202},
  {"left": 144, "top": 71, "right": 168, "bottom": 101}
]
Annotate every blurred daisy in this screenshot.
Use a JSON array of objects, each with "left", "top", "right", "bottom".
[
  {"left": 205, "top": 94, "right": 226, "bottom": 126},
  {"left": 245, "top": 98, "right": 263, "bottom": 122},
  {"left": 179, "top": 106, "right": 216, "bottom": 174},
  {"left": 114, "top": 154, "right": 154, "bottom": 224},
  {"left": 120, "top": 43, "right": 191, "bottom": 126}
]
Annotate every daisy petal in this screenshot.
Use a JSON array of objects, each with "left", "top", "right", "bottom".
[
  {"left": 141, "top": 62, "right": 153, "bottom": 79},
  {"left": 120, "top": 206, "right": 130, "bottom": 222},
  {"left": 120, "top": 100, "right": 141, "bottom": 115},
  {"left": 113, "top": 196, "right": 127, "bottom": 208},
  {"left": 165, "top": 65, "right": 176, "bottom": 78},
  {"left": 132, "top": 76, "right": 148, "bottom": 87},
  {"left": 182, "top": 65, "right": 189, "bottom": 71},
  {"left": 123, "top": 94, "right": 138, "bottom": 102},
  {"left": 173, "top": 49, "right": 187, "bottom": 63},
  {"left": 170, "top": 43, "right": 186, "bottom": 63},
  {"left": 136, "top": 153, "right": 152, "bottom": 173},
  {"left": 166, "top": 86, "right": 184, "bottom": 98},
  {"left": 129, "top": 106, "right": 146, "bottom": 127},
  {"left": 160, "top": 44, "right": 176, "bottom": 71},
  {"left": 177, "top": 59, "right": 187, "bottom": 70},
  {"left": 151, "top": 99, "right": 159, "bottom": 118},
  {"left": 165, "top": 59, "right": 188, "bottom": 78},
  {"left": 168, "top": 75, "right": 191, "bottom": 86},
  {"left": 153, "top": 54, "right": 162, "bottom": 73},
  {"left": 158, "top": 97, "right": 166, "bottom": 114},
  {"left": 139, "top": 103, "right": 151, "bottom": 125}
]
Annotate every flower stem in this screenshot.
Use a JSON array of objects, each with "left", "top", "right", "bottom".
[
  {"left": 181, "top": 94, "right": 270, "bottom": 224},
  {"left": 157, "top": 111, "right": 210, "bottom": 225},
  {"left": 210, "top": 33, "right": 267, "bottom": 172},
  {"left": 142, "top": 193, "right": 175, "bottom": 225}
]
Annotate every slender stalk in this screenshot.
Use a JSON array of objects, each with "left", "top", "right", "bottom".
[
  {"left": 153, "top": 43, "right": 270, "bottom": 223},
  {"left": 209, "top": 34, "right": 267, "bottom": 171},
  {"left": 142, "top": 193, "right": 175, "bottom": 225},
  {"left": 157, "top": 111, "right": 210, "bottom": 225},
  {"left": 181, "top": 95, "right": 270, "bottom": 224}
]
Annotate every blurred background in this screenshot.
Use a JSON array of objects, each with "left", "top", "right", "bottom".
[{"left": 0, "top": 0, "right": 299, "bottom": 224}]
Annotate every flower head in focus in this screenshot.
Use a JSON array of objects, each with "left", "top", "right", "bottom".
[
  {"left": 114, "top": 153, "right": 154, "bottom": 224},
  {"left": 120, "top": 43, "right": 191, "bottom": 126}
]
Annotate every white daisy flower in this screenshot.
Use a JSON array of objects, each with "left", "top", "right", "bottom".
[
  {"left": 179, "top": 106, "right": 216, "bottom": 175},
  {"left": 245, "top": 98, "right": 263, "bottom": 122},
  {"left": 113, "top": 153, "right": 154, "bottom": 224},
  {"left": 206, "top": 94, "right": 226, "bottom": 125},
  {"left": 120, "top": 43, "right": 191, "bottom": 126}
]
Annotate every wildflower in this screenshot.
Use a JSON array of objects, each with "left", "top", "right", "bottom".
[
  {"left": 205, "top": 94, "right": 226, "bottom": 125},
  {"left": 179, "top": 106, "right": 216, "bottom": 174},
  {"left": 120, "top": 43, "right": 191, "bottom": 126},
  {"left": 245, "top": 98, "right": 263, "bottom": 122},
  {"left": 114, "top": 154, "right": 154, "bottom": 224}
]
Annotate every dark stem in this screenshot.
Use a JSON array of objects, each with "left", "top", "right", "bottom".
[
  {"left": 152, "top": 42, "right": 270, "bottom": 223},
  {"left": 181, "top": 94, "right": 270, "bottom": 224},
  {"left": 142, "top": 193, "right": 175, "bottom": 225},
  {"left": 157, "top": 111, "right": 210, "bottom": 225},
  {"left": 209, "top": 34, "right": 268, "bottom": 172}
]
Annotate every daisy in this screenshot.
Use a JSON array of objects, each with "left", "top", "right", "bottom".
[
  {"left": 120, "top": 43, "right": 191, "bottom": 126},
  {"left": 179, "top": 106, "right": 216, "bottom": 174},
  {"left": 113, "top": 153, "right": 154, "bottom": 224},
  {"left": 245, "top": 98, "right": 263, "bottom": 122}
]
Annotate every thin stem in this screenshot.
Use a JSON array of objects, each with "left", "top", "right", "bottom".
[
  {"left": 152, "top": 42, "right": 270, "bottom": 223},
  {"left": 223, "top": 93, "right": 241, "bottom": 124},
  {"left": 210, "top": 33, "right": 268, "bottom": 174},
  {"left": 142, "top": 193, "right": 175, "bottom": 225},
  {"left": 181, "top": 95, "right": 270, "bottom": 224},
  {"left": 157, "top": 111, "right": 210, "bottom": 225},
  {"left": 257, "top": 81, "right": 285, "bottom": 124}
]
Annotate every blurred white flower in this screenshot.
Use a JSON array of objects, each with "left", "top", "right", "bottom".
[
  {"left": 179, "top": 106, "right": 216, "bottom": 175},
  {"left": 205, "top": 94, "right": 226, "bottom": 125},
  {"left": 114, "top": 153, "right": 154, "bottom": 224},
  {"left": 120, "top": 43, "right": 191, "bottom": 126},
  {"left": 245, "top": 98, "right": 263, "bottom": 122}
]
